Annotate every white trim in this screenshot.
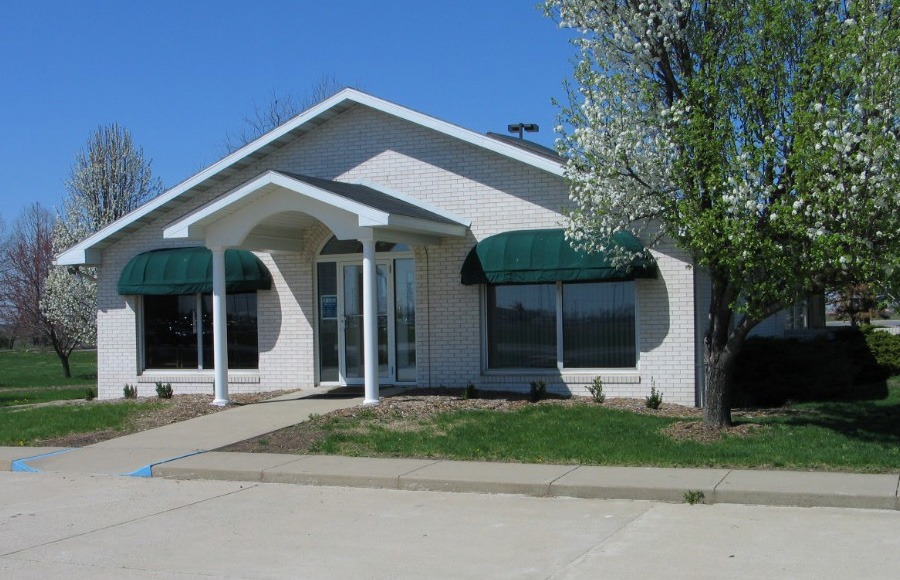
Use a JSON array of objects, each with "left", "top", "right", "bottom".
[
  {"left": 136, "top": 371, "right": 261, "bottom": 384},
  {"left": 481, "top": 370, "right": 642, "bottom": 384},
  {"left": 56, "top": 88, "right": 558, "bottom": 266},
  {"left": 385, "top": 215, "right": 467, "bottom": 238}
]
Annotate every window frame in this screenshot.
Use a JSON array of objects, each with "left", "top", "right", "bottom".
[
  {"left": 138, "top": 291, "right": 261, "bottom": 372},
  {"left": 481, "top": 280, "right": 640, "bottom": 373}
]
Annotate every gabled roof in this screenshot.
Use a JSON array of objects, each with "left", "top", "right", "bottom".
[{"left": 57, "top": 89, "right": 565, "bottom": 266}]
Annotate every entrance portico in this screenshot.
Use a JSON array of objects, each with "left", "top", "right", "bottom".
[{"left": 163, "top": 170, "right": 469, "bottom": 406}]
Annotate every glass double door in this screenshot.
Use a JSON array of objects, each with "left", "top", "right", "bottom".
[{"left": 317, "top": 258, "right": 416, "bottom": 385}]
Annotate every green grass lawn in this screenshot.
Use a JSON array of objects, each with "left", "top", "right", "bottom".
[
  {"left": 308, "top": 377, "right": 900, "bottom": 473},
  {"left": 0, "top": 401, "right": 160, "bottom": 446},
  {"left": 0, "top": 349, "right": 97, "bottom": 389},
  {"left": 0, "top": 387, "right": 90, "bottom": 408}
]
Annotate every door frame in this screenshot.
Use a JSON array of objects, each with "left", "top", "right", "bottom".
[
  {"left": 315, "top": 249, "right": 416, "bottom": 387},
  {"left": 339, "top": 260, "right": 392, "bottom": 385}
]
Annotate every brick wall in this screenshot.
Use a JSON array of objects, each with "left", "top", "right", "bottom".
[{"left": 96, "top": 104, "right": 700, "bottom": 405}]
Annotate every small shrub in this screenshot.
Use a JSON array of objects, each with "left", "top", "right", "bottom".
[
  {"left": 463, "top": 382, "right": 478, "bottom": 400},
  {"left": 155, "top": 382, "right": 173, "bottom": 399},
  {"left": 645, "top": 382, "right": 663, "bottom": 409},
  {"left": 863, "top": 327, "right": 900, "bottom": 375},
  {"left": 123, "top": 384, "right": 138, "bottom": 399},
  {"left": 683, "top": 490, "right": 705, "bottom": 505},
  {"left": 85, "top": 387, "right": 97, "bottom": 401},
  {"left": 587, "top": 376, "right": 605, "bottom": 403},
  {"left": 529, "top": 380, "right": 547, "bottom": 403}
]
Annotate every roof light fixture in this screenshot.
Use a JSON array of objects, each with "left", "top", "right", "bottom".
[{"left": 507, "top": 123, "right": 539, "bottom": 139}]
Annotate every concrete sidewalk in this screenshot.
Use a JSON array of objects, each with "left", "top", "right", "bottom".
[
  {"left": 151, "top": 452, "right": 900, "bottom": 510},
  {"left": 0, "top": 390, "right": 362, "bottom": 476},
  {"left": 2, "top": 387, "right": 899, "bottom": 511}
]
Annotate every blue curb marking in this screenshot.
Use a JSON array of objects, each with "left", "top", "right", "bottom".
[
  {"left": 123, "top": 450, "right": 207, "bottom": 478},
  {"left": 11, "top": 448, "right": 76, "bottom": 473}
]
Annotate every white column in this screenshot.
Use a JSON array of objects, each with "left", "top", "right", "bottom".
[
  {"left": 211, "top": 246, "right": 230, "bottom": 406},
  {"left": 361, "top": 235, "right": 380, "bottom": 405},
  {"left": 195, "top": 293, "right": 204, "bottom": 370}
]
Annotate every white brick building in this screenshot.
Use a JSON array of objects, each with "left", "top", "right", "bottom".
[{"left": 58, "top": 90, "right": 815, "bottom": 407}]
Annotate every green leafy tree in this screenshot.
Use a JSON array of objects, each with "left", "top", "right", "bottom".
[
  {"left": 42, "top": 124, "right": 162, "bottom": 350},
  {"left": 545, "top": 0, "right": 899, "bottom": 426}
]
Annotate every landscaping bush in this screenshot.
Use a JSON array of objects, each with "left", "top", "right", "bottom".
[
  {"left": 155, "top": 382, "right": 173, "bottom": 399},
  {"left": 529, "top": 380, "right": 547, "bottom": 402},
  {"left": 587, "top": 376, "right": 605, "bottom": 403},
  {"left": 462, "top": 382, "right": 478, "bottom": 400},
  {"left": 645, "top": 384, "right": 663, "bottom": 409},
  {"left": 832, "top": 327, "right": 892, "bottom": 384},
  {"left": 123, "top": 384, "right": 138, "bottom": 399},
  {"left": 862, "top": 327, "right": 900, "bottom": 376},
  {"left": 732, "top": 330, "right": 889, "bottom": 407}
]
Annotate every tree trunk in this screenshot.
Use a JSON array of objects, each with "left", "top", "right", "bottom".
[
  {"left": 703, "top": 275, "right": 739, "bottom": 428},
  {"left": 47, "top": 327, "right": 73, "bottom": 378},
  {"left": 703, "top": 346, "right": 734, "bottom": 427},
  {"left": 58, "top": 352, "right": 72, "bottom": 378}
]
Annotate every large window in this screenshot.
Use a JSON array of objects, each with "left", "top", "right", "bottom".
[
  {"left": 487, "top": 284, "right": 557, "bottom": 368},
  {"left": 486, "top": 281, "right": 636, "bottom": 370},
  {"left": 143, "top": 293, "right": 259, "bottom": 370}
]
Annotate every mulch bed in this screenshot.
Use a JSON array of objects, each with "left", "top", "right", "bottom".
[
  {"left": 34, "top": 386, "right": 780, "bottom": 449},
  {"left": 221, "top": 388, "right": 774, "bottom": 452}
]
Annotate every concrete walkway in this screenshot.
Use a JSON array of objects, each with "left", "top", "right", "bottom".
[
  {"left": 2, "top": 389, "right": 899, "bottom": 510},
  {"left": 0, "top": 390, "right": 362, "bottom": 477}
]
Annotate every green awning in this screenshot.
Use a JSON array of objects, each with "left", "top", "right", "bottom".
[
  {"left": 460, "top": 228, "right": 656, "bottom": 285},
  {"left": 118, "top": 247, "right": 272, "bottom": 295}
]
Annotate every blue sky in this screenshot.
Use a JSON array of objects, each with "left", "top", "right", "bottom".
[{"left": 0, "top": 1, "right": 578, "bottom": 222}]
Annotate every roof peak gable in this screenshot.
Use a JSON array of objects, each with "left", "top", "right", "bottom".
[{"left": 57, "top": 89, "right": 562, "bottom": 265}]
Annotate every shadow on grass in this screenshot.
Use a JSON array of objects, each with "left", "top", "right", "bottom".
[{"left": 778, "top": 386, "right": 900, "bottom": 446}]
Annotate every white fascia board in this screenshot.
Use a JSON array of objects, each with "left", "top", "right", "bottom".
[
  {"left": 55, "top": 248, "right": 100, "bottom": 266},
  {"left": 355, "top": 179, "right": 471, "bottom": 228},
  {"left": 386, "top": 215, "right": 468, "bottom": 238}
]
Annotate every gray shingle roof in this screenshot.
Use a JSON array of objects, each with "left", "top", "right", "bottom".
[
  {"left": 278, "top": 172, "right": 461, "bottom": 225},
  {"left": 485, "top": 132, "right": 563, "bottom": 162}
]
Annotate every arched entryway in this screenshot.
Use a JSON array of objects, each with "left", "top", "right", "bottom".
[{"left": 162, "top": 170, "right": 468, "bottom": 405}]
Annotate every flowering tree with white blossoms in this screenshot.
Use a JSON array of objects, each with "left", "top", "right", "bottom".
[
  {"left": 42, "top": 124, "right": 162, "bottom": 356},
  {"left": 545, "top": 0, "right": 899, "bottom": 426}
]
